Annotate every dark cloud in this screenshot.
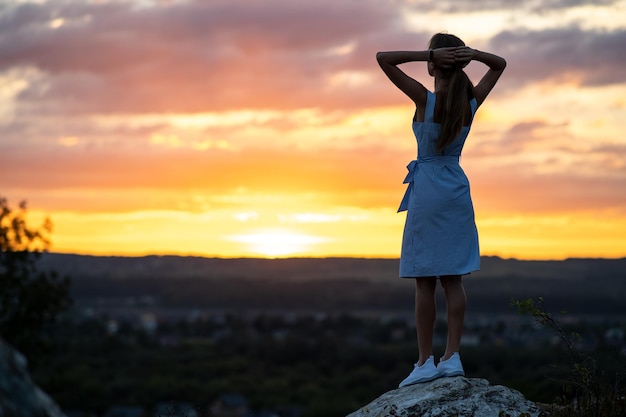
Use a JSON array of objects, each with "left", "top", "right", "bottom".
[
  {"left": 465, "top": 119, "right": 574, "bottom": 158},
  {"left": 595, "top": 143, "right": 626, "bottom": 155},
  {"left": 0, "top": 113, "right": 166, "bottom": 151},
  {"left": 0, "top": 1, "right": 623, "bottom": 116},
  {"left": 403, "top": 0, "right": 618, "bottom": 13},
  {"left": 489, "top": 26, "right": 626, "bottom": 88},
  {"left": 503, "top": 120, "right": 565, "bottom": 148}
]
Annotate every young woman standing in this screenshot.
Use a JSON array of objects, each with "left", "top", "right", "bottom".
[{"left": 376, "top": 33, "right": 506, "bottom": 387}]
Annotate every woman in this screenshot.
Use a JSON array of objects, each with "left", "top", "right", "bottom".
[{"left": 376, "top": 33, "right": 506, "bottom": 387}]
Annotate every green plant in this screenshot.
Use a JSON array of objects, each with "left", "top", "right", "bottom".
[
  {"left": 512, "top": 297, "right": 626, "bottom": 417},
  {"left": 0, "top": 197, "right": 71, "bottom": 362}
]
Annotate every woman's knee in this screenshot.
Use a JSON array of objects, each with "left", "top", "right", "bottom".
[
  {"left": 415, "top": 277, "right": 437, "bottom": 292},
  {"left": 439, "top": 275, "right": 462, "bottom": 289}
]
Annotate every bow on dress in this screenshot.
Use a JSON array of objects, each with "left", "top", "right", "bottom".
[
  {"left": 398, "top": 159, "right": 418, "bottom": 213},
  {"left": 397, "top": 156, "right": 460, "bottom": 213}
]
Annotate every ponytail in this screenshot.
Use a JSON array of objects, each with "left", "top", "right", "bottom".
[
  {"left": 437, "top": 69, "right": 473, "bottom": 152},
  {"left": 427, "top": 33, "right": 475, "bottom": 153}
]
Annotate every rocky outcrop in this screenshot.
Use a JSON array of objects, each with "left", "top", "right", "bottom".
[
  {"left": 347, "top": 377, "right": 541, "bottom": 417},
  {"left": 0, "top": 338, "right": 67, "bottom": 417}
]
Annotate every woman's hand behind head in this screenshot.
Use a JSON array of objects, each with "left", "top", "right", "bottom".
[
  {"left": 434, "top": 46, "right": 475, "bottom": 70},
  {"left": 432, "top": 47, "right": 457, "bottom": 69},
  {"left": 452, "top": 46, "right": 476, "bottom": 68}
]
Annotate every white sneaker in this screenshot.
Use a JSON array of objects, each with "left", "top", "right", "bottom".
[
  {"left": 398, "top": 356, "right": 441, "bottom": 387},
  {"left": 437, "top": 352, "right": 465, "bottom": 377}
]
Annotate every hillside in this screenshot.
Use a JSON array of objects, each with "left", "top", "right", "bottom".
[{"left": 39, "top": 254, "right": 626, "bottom": 315}]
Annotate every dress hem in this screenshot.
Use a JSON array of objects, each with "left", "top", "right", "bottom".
[{"left": 399, "top": 268, "right": 479, "bottom": 279}]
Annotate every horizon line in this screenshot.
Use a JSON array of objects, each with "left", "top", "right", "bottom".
[{"left": 42, "top": 251, "right": 626, "bottom": 262}]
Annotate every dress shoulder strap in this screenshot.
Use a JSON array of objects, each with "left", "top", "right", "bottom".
[
  {"left": 469, "top": 97, "right": 478, "bottom": 124},
  {"left": 424, "top": 91, "right": 436, "bottom": 123},
  {"left": 470, "top": 97, "right": 478, "bottom": 115}
]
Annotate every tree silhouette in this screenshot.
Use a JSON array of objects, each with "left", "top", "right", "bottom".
[{"left": 0, "top": 197, "right": 71, "bottom": 360}]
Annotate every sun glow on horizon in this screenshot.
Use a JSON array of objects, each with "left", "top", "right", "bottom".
[
  {"left": 227, "top": 229, "right": 329, "bottom": 258},
  {"left": 21, "top": 202, "right": 626, "bottom": 261}
]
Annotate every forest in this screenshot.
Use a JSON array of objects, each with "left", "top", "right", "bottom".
[{"left": 33, "top": 307, "right": 625, "bottom": 417}]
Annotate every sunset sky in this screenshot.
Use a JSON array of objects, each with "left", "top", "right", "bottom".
[{"left": 1, "top": 0, "right": 625, "bottom": 260}]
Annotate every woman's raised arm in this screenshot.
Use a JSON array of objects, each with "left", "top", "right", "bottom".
[
  {"left": 453, "top": 47, "right": 507, "bottom": 106},
  {"left": 376, "top": 48, "right": 464, "bottom": 107},
  {"left": 376, "top": 51, "right": 429, "bottom": 106}
]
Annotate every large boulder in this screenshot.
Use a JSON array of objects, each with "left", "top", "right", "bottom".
[
  {"left": 347, "top": 377, "right": 541, "bottom": 417},
  {"left": 0, "top": 338, "right": 67, "bottom": 417}
]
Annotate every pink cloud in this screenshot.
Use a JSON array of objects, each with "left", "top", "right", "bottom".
[
  {"left": 0, "top": 0, "right": 411, "bottom": 114},
  {"left": 0, "top": 1, "right": 623, "bottom": 117}
]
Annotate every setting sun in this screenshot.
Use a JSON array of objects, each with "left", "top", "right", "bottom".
[{"left": 228, "top": 229, "right": 329, "bottom": 258}]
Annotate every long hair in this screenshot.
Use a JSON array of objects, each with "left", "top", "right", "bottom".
[{"left": 429, "top": 33, "right": 475, "bottom": 152}]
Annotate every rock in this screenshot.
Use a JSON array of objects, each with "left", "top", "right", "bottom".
[
  {"left": 0, "top": 338, "right": 67, "bottom": 417},
  {"left": 347, "top": 377, "right": 541, "bottom": 417}
]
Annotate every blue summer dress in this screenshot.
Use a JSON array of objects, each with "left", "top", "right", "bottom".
[{"left": 398, "top": 91, "right": 480, "bottom": 278}]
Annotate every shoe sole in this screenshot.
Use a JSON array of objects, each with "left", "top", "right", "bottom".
[
  {"left": 399, "top": 373, "right": 442, "bottom": 387},
  {"left": 440, "top": 371, "right": 464, "bottom": 377}
]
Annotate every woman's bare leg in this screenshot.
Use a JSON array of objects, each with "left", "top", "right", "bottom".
[
  {"left": 415, "top": 277, "right": 437, "bottom": 365},
  {"left": 439, "top": 275, "right": 466, "bottom": 360}
]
